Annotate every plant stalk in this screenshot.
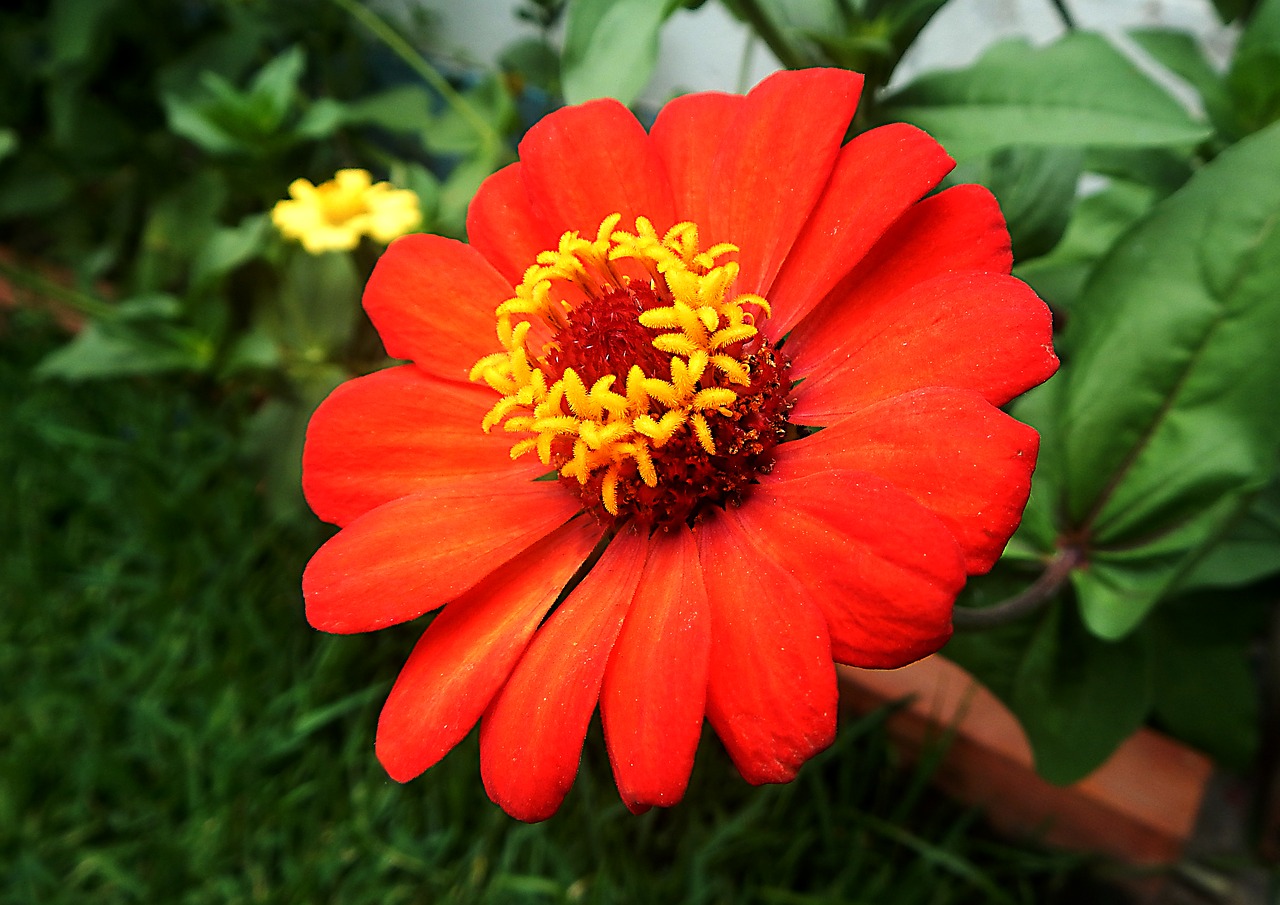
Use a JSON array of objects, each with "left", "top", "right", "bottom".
[
  {"left": 327, "top": 0, "right": 503, "bottom": 152},
  {"left": 952, "top": 546, "right": 1083, "bottom": 630}
]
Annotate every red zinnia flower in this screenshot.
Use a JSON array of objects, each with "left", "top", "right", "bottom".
[{"left": 301, "top": 68, "right": 1058, "bottom": 822}]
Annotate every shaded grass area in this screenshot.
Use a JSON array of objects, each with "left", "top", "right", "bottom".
[{"left": 1, "top": 312, "right": 1103, "bottom": 904}]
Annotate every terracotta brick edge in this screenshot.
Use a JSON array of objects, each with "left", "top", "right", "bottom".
[{"left": 838, "top": 655, "right": 1214, "bottom": 866}]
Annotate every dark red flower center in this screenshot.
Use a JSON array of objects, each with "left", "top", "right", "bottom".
[{"left": 470, "top": 214, "right": 793, "bottom": 530}]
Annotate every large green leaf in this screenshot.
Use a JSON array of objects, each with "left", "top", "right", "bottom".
[
  {"left": 1015, "top": 179, "right": 1156, "bottom": 310},
  {"left": 1148, "top": 591, "right": 1264, "bottom": 770},
  {"left": 1053, "top": 121, "right": 1280, "bottom": 637},
  {"left": 1183, "top": 476, "right": 1280, "bottom": 588},
  {"left": 882, "top": 33, "right": 1211, "bottom": 160},
  {"left": 1223, "top": 0, "right": 1280, "bottom": 138},
  {"left": 1128, "top": 28, "right": 1224, "bottom": 106},
  {"left": 1011, "top": 602, "right": 1153, "bottom": 785},
  {"left": 562, "top": 0, "right": 679, "bottom": 105}
]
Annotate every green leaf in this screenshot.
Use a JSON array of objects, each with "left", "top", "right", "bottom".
[
  {"left": 436, "top": 145, "right": 511, "bottom": 239},
  {"left": 1015, "top": 180, "right": 1156, "bottom": 310},
  {"left": 192, "top": 214, "right": 272, "bottom": 293},
  {"left": 944, "top": 565, "right": 1049, "bottom": 702},
  {"left": 47, "top": 0, "right": 123, "bottom": 70},
  {"left": 135, "top": 171, "right": 228, "bottom": 294},
  {"left": 1081, "top": 147, "right": 1194, "bottom": 195},
  {"left": 1003, "top": 376, "right": 1068, "bottom": 556},
  {"left": 294, "top": 98, "right": 346, "bottom": 140},
  {"left": 1210, "top": 0, "right": 1262, "bottom": 22},
  {"left": 1148, "top": 591, "right": 1265, "bottom": 770},
  {"left": 947, "top": 146, "right": 1082, "bottom": 262},
  {"left": 388, "top": 161, "right": 442, "bottom": 235},
  {"left": 0, "top": 156, "right": 73, "bottom": 219},
  {"left": 162, "top": 46, "right": 306, "bottom": 155},
  {"left": 268, "top": 251, "right": 361, "bottom": 361},
  {"left": 1128, "top": 28, "right": 1224, "bottom": 106},
  {"left": 161, "top": 90, "right": 244, "bottom": 155},
  {"left": 242, "top": 366, "right": 347, "bottom": 521},
  {"left": 1224, "top": 47, "right": 1280, "bottom": 138},
  {"left": 34, "top": 295, "right": 209, "bottom": 381},
  {"left": 882, "top": 33, "right": 1212, "bottom": 161},
  {"left": 1236, "top": 0, "right": 1280, "bottom": 55},
  {"left": 1011, "top": 602, "right": 1153, "bottom": 785},
  {"left": 1219, "top": 0, "right": 1280, "bottom": 138},
  {"left": 245, "top": 45, "right": 306, "bottom": 131},
  {"left": 1183, "top": 477, "right": 1280, "bottom": 588},
  {"left": 423, "top": 75, "right": 515, "bottom": 157},
  {"left": 221, "top": 328, "right": 283, "bottom": 376},
  {"left": 1054, "top": 121, "right": 1280, "bottom": 637},
  {"left": 562, "top": 0, "right": 679, "bottom": 105},
  {"left": 0, "top": 129, "right": 18, "bottom": 164},
  {"left": 338, "top": 84, "right": 435, "bottom": 136},
  {"left": 499, "top": 37, "right": 562, "bottom": 94}
]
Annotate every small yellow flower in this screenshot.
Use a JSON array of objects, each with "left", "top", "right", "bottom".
[{"left": 272, "top": 168, "right": 420, "bottom": 254}]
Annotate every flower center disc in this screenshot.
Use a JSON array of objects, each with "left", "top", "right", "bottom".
[{"left": 470, "top": 215, "right": 792, "bottom": 529}]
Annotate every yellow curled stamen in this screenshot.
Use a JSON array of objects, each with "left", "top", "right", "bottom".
[{"left": 471, "top": 214, "right": 774, "bottom": 513}]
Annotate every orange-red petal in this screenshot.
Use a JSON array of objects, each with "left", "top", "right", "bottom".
[
  {"left": 695, "top": 510, "right": 838, "bottom": 784},
  {"left": 738, "top": 469, "right": 966, "bottom": 668},
  {"left": 518, "top": 98, "right": 676, "bottom": 238},
  {"left": 601, "top": 524, "right": 710, "bottom": 813},
  {"left": 466, "top": 162, "right": 562, "bottom": 285},
  {"left": 785, "top": 184, "right": 1014, "bottom": 372},
  {"left": 480, "top": 524, "right": 649, "bottom": 822},
  {"left": 766, "top": 124, "right": 955, "bottom": 339},
  {"left": 649, "top": 90, "right": 743, "bottom": 227},
  {"left": 375, "top": 516, "right": 604, "bottom": 783},
  {"left": 703, "top": 68, "right": 863, "bottom": 296},
  {"left": 302, "top": 365, "right": 523, "bottom": 527},
  {"left": 775, "top": 388, "right": 1040, "bottom": 574},
  {"left": 790, "top": 272, "right": 1058, "bottom": 421},
  {"left": 362, "top": 234, "right": 512, "bottom": 383},
  {"left": 303, "top": 477, "right": 581, "bottom": 634}
]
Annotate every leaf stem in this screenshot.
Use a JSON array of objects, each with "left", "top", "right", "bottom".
[
  {"left": 1047, "top": 0, "right": 1077, "bottom": 30},
  {"left": 327, "top": 0, "right": 503, "bottom": 152},
  {"left": 0, "top": 257, "right": 114, "bottom": 320},
  {"left": 730, "top": 0, "right": 811, "bottom": 70},
  {"left": 952, "top": 546, "right": 1083, "bottom": 630}
]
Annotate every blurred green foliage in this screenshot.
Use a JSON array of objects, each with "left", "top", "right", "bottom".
[{"left": 3, "top": 0, "right": 1280, "bottom": 889}]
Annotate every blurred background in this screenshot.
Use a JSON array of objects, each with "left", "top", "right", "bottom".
[{"left": 3, "top": 0, "right": 1278, "bottom": 902}]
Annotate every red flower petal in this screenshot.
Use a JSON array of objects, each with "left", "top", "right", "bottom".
[
  {"left": 703, "top": 68, "right": 863, "bottom": 296},
  {"left": 775, "top": 388, "right": 1040, "bottom": 574},
  {"left": 649, "top": 90, "right": 743, "bottom": 227},
  {"left": 790, "top": 271, "right": 1058, "bottom": 421},
  {"left": 480, "top": 524, "right": 649, "bottom": 822},
  {"left": 376, "top": 516, "right": 604, "bottom": 783},
  {"left": 303, "top": 477, "right": 581, "bottom": 634},
  {"left": 765, "top": 124, "right": 955, "bottom": 339},
  {"left": 785, "top": 184, "right": 1014, "bottom": 372},
  {"left": 466, "top": 162, "right": 562, "bottom": 285},
  {"left": 302, "top": 365, "right": 524, "bottom": 527},
  {"left": 363, "top": 234, "right": 511, "bottom": 383},
  {"left": 519, "top": 98, "right": 676, "bottom": 237},
  {"left": 695, "top": 510, "right": 838, "bottom": 784},
  {"left": 739, "top": 469, "right": 966, "bottom": 668},
  {"left": 601, "top": 524, "right": 710, "bottom": 813}
]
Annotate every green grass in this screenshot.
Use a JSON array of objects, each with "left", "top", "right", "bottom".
[{"left": 1, "top": 311, "right": 1104, "bottom": 904}]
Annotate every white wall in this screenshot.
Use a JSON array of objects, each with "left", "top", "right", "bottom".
[{"left": 420, "top": 0, "right": 1234, "bottom": 101}]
